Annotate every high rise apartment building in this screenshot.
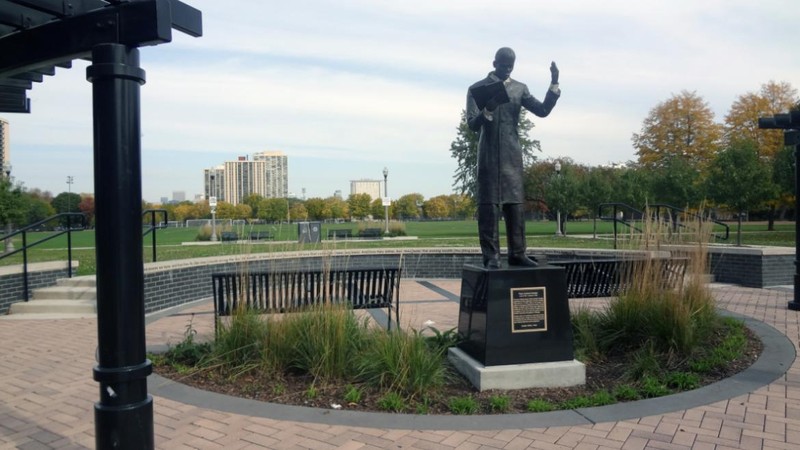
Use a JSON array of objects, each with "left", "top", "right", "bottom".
[
  {"left": 204, "top": 151, "right": 288, "bottom": 205},
  {"left": 203, "top": 165, "right": 225, "bottom": 202},
  {"left": 0, "top": 118, "right": 9, "bottom": 174}
]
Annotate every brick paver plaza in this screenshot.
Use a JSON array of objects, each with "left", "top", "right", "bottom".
[{"left": 2, "top": 279, "right": 800, "bottom": 449}]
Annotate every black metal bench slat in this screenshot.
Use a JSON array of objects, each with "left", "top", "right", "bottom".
[{"left": 213, "top": 267, "right": 401, "bottom": 332}]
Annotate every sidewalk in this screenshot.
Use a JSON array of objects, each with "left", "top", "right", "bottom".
[{"left": 1, "top": 280, "right": 798, "bottom": 449}]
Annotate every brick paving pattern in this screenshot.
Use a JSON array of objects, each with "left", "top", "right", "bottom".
[{"left": 0, "top": 280, "right": 797, "bottom": 449}]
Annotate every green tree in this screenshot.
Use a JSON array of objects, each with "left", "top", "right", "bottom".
[
  {"left": 633, "top": 90, "right": 723, "bottom": 170},
  {"left": 544, "top": 162, "right": 582, "bottom": 234},
  {"left": 214, "top": 202, "right": 237, "bottom": 220},
  {"left": 370, "top": 198, "right": 386, "bottom": 220},
  {"left": 258, "top": 198, "right": 288, "bottom": 222},
  {"left": 326, "top": 197, "right": 349, "bottom": 220},
  {"left": 448, "top": 194, "right": 476, "bottom": 220},
  {"left": 51, "top": 192, "right": 82, "bottom": 214},
  {"left": 580, "top": 166, "right": 617, "bottom": 236},
  {"left": 1, "top": 177, "right": 26, "bottom": 251},
  {"left": 423, "top": 195, "right": 451, "bottom": 219},
  {"left": 289, "top": 202, "right": 308, "bottom": 221},
  {"left": 233, "top": 203, "right": 253, "bottom": 221},
  {"left": 395, "top": 193, "right": 424, "bottom": 219},
  {"left": 23, "top": 193, "right": 55, "bottom": 225},
  {"left": 705, "top": 140, "right": 774, "bottom": 245},
  {"left": 347, "top": 193, "right": 372, "bottom": 220},
  {"left": 305, "top": 197, "right": 330, "bottom": 221},
  {"left": 450, "top": 110, "right": 539, "bottom": 199},
  {"left": 242, "top": 193, "right": 264, "bottom": 218},
  {"left": 648, "top": 156, "right": 704, "bottom": 207}
]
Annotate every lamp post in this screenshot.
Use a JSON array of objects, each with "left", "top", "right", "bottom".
[
  {"left": 383, "top": 167, "right": 389, "bottom": 234},
  {"left": 3, "top": 164, "right": 12, "bottom": 253},
  {"left": 66, "top": 175, "right": 74, "bottom": 230},
  {"left": 554, "top": 162, "right": 562, "bottom": 236},
  {"left": 209, "top": 175, "right": 218, "bottom": 242}
]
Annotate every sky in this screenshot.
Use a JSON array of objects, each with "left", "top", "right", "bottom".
[{"left": 3, "top": 0, "right": 800, "bottom": 203}]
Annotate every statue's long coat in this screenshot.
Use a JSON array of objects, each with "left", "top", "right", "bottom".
[{"left": 467, "top": 72, "right": 559, "bottom": 205}]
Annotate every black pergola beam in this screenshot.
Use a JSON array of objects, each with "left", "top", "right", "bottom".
[
  {"left": 0, "top": 0, "right": 201, "bottom": 79},
  {"left": 0, "top": 1, "right": 171, "bottom": 78}
]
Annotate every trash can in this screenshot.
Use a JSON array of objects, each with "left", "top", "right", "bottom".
[{"left": 297, "top": 221, "right": 321, "bottom": 243}]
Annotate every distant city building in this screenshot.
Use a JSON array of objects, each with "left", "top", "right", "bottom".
[
  {"left": 203, "top": 165, "right": 225, "bottom": 202},
  {"left": 202, "top": 151, "right": 288, "bottom": 205},
  {"left": 160, "top": 197, "right": 168, "bottom": 205},
  {"left": 172, "top": 191, "right": 186, "bottom": 202},
  {"left": 333, "top": 190, "right": 342, "bottom": 199},
  {"left": 0, "top": 118, "right": 9, "bottom": 175},
  {"left": 350, "top": 179, "right": 381, "bottom": 201}
]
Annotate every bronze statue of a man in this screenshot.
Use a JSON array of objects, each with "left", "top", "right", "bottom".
[{"left": 466, "top": 47, "right": 560, "bottom": 269}]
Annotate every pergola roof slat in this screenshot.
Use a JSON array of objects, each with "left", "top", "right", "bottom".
[{"left": 0, "top": 0, "right": 202, "bottom": 113}]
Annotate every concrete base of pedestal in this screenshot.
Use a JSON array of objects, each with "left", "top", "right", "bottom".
[{"left": 448, "top": 347, "right": 586, "bottom": 391}]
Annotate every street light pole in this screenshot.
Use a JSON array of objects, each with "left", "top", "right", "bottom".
[
  {"left": 554, "top": 162, "right": 562, "bottom": 236},
  {"left": 383, "top": 167, "right": 389, "bottom": 234},
  {"left": 209, "top": 174, "right": 217, "bottom": 242},
  {"left": 66, "top": 175, "right": 74, "bottom": 230}
]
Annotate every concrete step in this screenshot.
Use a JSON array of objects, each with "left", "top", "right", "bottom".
[
  {"left": 56, "top": 276, "right": 96, "bottom": 288},
  {"left": 9, "top": 299, "right": 96, "bottom": 315},
  {"left": 32, "top": 285, "right": 97, "bottom": 301}
]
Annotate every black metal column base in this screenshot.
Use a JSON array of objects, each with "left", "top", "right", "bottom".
[
  {"left": 95, "top": 395, "right": 153, "bottom": 449},
  {"left": 789, "top": 301, "right": 800, "bottom": 311}
]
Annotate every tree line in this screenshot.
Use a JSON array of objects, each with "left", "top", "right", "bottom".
[
  {"left": 2, "top": 81, "right": 798, "bottom": 232},
  {"left": 451, "top": 80, "right": 800, "bottom": 229}
]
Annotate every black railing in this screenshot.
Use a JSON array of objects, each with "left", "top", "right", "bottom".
[
  {"left": 142, "top": 209, "right": 168, "bottom": 262},
  {"left": 596, "top": 203, "right": 730, "bottom": 249},
  {"left": 596, "top": 203, "right": 644, "bottom": 248},
  {"left": 0, "top": 212, "right": 87, "bottom": 301}
]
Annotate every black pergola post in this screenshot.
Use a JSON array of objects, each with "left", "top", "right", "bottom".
[{"left": 87, "top": 43, "right": 153, "bottom": 450}]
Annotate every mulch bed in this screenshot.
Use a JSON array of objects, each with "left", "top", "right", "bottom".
[{"left": 154, "top": 325, "right": 761, "bottom": 415}]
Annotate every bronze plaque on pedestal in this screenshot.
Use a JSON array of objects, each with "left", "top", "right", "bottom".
[{"left": 510, "top": 287, "right": 547, "bottom": 333}]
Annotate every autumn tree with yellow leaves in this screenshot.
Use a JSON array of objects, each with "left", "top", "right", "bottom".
[{"left": 633, "top": 90, "right": 723, "bottom": 170}]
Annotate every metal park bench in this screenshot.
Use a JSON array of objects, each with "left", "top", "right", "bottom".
[
  {"left": 551, "top": 257, "right": 688, "bottom": 298},
  {"left": 327, "top": 229, "right": 353, "bottom": 239},
  {"left": 249, "top": 231, "right": 274, "bottom": 241},
  {"left": 219, "top": 231, "right": 238, "bottom": 242},
  {"left": 212, "top": 267, "right": 402, "bottom": 332},
  {"left": 359, "top": 228, "right": 383, "bottom": 239}
]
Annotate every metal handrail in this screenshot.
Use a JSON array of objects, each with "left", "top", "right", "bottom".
[
  {"left": 142, "top": 209, "right": 168, "bottom": 262},
  {"left": 596, "top": 203, "right": 645, "bottom": 249},
  {"left": 0, "top": 212, "right": 87, "bottom": 301},
  {"left": 649, "top": 203, "right": 730, "bottom": 242},
  {"left": 596, "top": 202, "right": 730, "bottom": 249}
]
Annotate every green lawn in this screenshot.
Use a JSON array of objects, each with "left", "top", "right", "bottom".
[{"left": 1, "top": 220, "right": 795, "bottom": 276}]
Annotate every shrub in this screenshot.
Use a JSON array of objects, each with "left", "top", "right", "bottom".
[
  {"left": 377, "top": 392, "right": 405, "bottom": 412},
  {"left": 357, "top": 329, "right": 446, "bottom": 398},
  {"left": 526, "top": 399, "right": 554, "bottom": 412},
  {"left": 196, "top": 224, "right": 213, "bottom": 241},
  {"left": 560, "top": 396, "right": 592, "bottom": 409},
  {"left": 590, "top": 390, "right": 616, "bottom": 406},
  {"left": 488, "top": 395, "right": 511, "bottom": 413},
  {"left": 213, "top": 306, "right": 268, "bottom": 377},
  {"left": 665, "top": 372, "right": 700, "bottom": 390},
  {"left": 343, "top": 385, "right": 362, "bottom": 404},
  {"left": 263, "top": 304, "right": 369, "bottom": 379},
  {"left": 612, "top": 384, "right": 640, "bottom": 401},
  {"left": 448, "top": 395, "right": 479, "bottom": 415},
  {"left": 639, "top": 375, "right": 671, "bottom": 398}
]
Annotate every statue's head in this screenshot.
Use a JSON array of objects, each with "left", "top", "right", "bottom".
[{"left": 493, "top": 47, "right": 516, "bottom": 80}]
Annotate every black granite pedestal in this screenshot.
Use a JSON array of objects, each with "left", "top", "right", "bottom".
[{"left": 457, "top": 264, "right": 574, "bottom": 366}]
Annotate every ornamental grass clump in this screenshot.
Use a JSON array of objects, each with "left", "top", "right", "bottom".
[{"left": 572, "top": 206, "right": 719, "bottom": 365}]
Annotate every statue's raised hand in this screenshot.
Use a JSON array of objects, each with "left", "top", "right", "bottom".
[{"left": 550, "top": 61, "right": 559, "bottom": 84}]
